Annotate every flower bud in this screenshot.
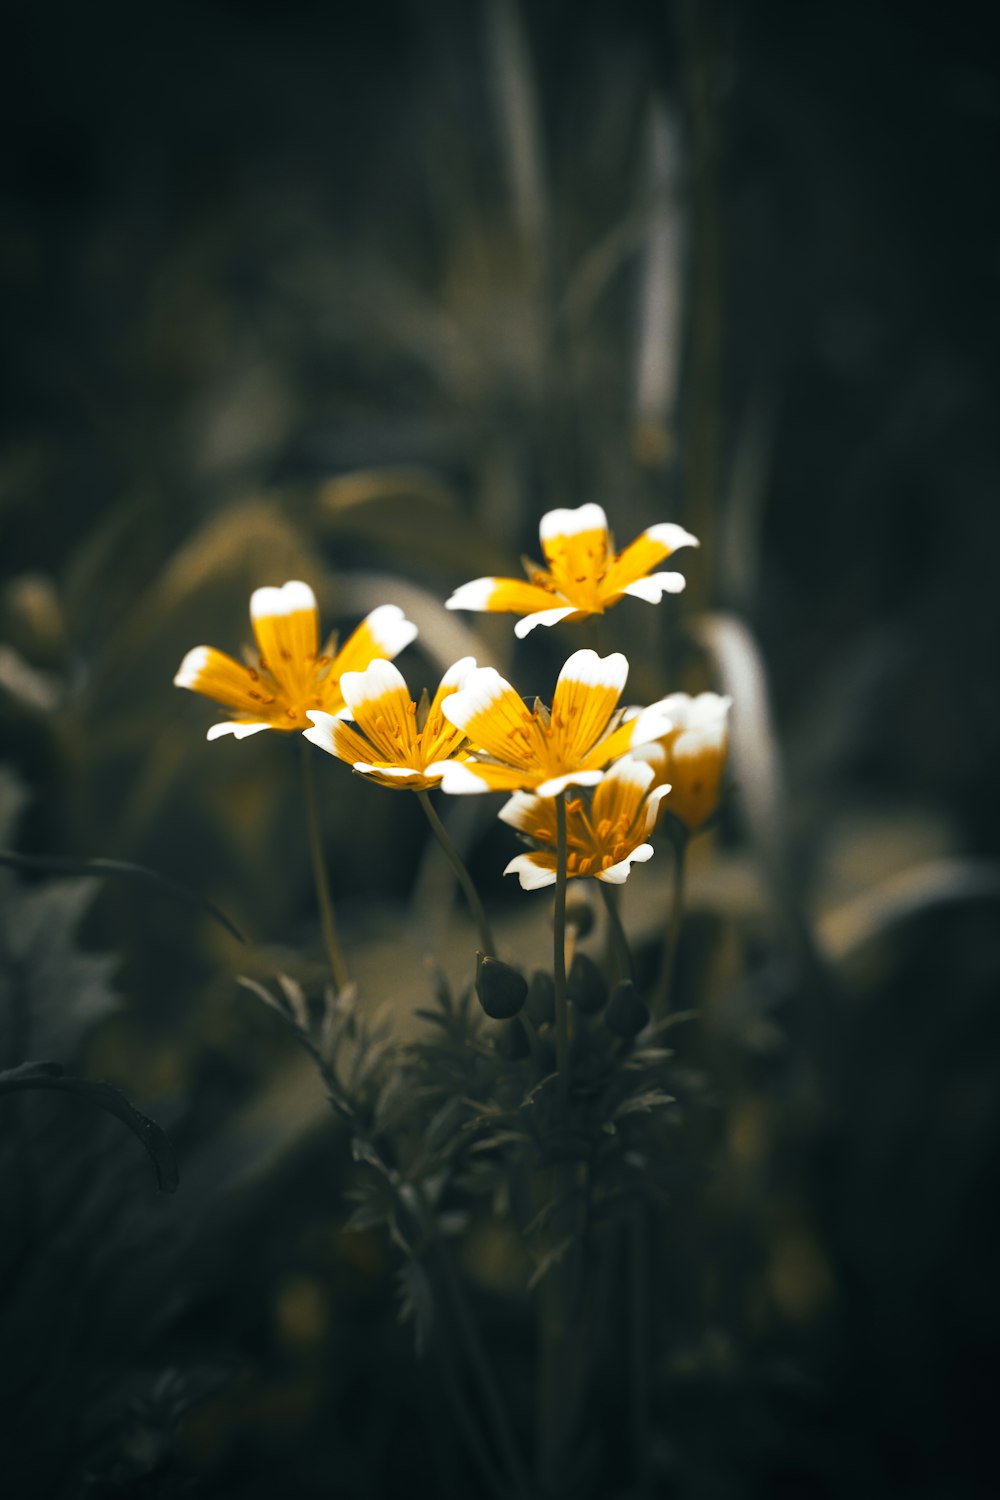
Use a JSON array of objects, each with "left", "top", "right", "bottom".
[
  {"left": 605, "top": 980, "right": 650, "bottom": 1038},
  {"left": 642, "top": 693, "right": 730, "bottom": 832},
  {"left": 494, "top": 1017, "right": 531, "bottom": 1060},
  {"left": 476, "top": 953, "right": 527, "bottom": 1019},
  {"left": 567, "top": 951, "right": 606, "bottom": 1015},
  {"left": 526, "top": 969, "right": 556, "bottom": 1027},
  {"left": 565, "top": 896, "right": 595, "bottom": 939}
]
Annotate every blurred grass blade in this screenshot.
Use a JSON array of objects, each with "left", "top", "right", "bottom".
[
  {"left": 485, "top": 0, "right": 550, "bottom": 279},
  {"left": 0, "top": 849, "right": 245, "bottom": 943},
  {"left": 315, "top": 467, "right": 505, "bottom": 576},
  {"left": 633, "top": 99, "right": 684, "bottom": 467},
  {"left": 819, "top": 857, "right": 1000, "bottom": 963},
  {"left": 334, "top": 572, "right": 503, "bottom": 678},
  {"left": 719, "top": 383, "right": 777, "bottom": 613},
  {"left": 693, "top": 611, "right": 832, "bottom": 991},
  {"left": 0, "top": 1061, "right": 179, "bottom": 1192},
  {"left": 693, "top": 612, "right": 786, "bottom": 880}
]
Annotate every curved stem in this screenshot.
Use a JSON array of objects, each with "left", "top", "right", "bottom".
[
  {"left": 599, "top": 883, "right": 633, "bottom": 983},
  {"left": 629, "top": 1205, "right": 651, "bottom": 1499},
  {"left": 417, "top": 791, "right": 497, "bottom": 957},
  {"left": 554, "top": 791, "right": 570, "bottom": 1114},
  {"left": 300, "top": 740, "right": 351, "bottom": 992},
  {"left": 653, "top": 829, "right": 688, "bottom": 1018},
  {"left": 414, "top": 1184, "right": 530, "bottom": 1500}
]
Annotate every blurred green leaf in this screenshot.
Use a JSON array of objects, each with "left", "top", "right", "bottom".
[
  {"left": 0, "top": 849, "right": 245, "bottom": 944},
  {"left": 0, "top": 1061, "right": 178, "bottom": 1192}
]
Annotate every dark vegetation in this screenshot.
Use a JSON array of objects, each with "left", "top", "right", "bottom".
[{"left": 2, "top": 2, "right": 998, "bottom": 1496}]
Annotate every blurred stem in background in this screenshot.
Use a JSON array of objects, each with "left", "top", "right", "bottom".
[
  {"left": 654, "top": 827, "right": 688, "bottom": 1017},
  {"left": 601, "top": 883, "right": 634, "bottom": 984},
  {"left": 681, "top": 0, "right": 725, "bottom": 610},
  {"left": 417, "top": 790, "right": 497, "bottom": 957},
  {"left": 300, "top": 741, "right": 351, "bottom": 992},
  {"left": 553, "top": 791, "right": 570, "bottom": 1112}
]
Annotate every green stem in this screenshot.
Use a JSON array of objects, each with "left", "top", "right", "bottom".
[
  {"left": 554, "top": 791, "right": 570, "bottom": 1114},
  {"left": 300, "top": 740, "right": 351, "bottom": 992},
  {"left": 653, "top": 830, "right": 688, "bottom": 1018},
  {"left": 417, "top": 791, "right": 497, "bottom": 957},
  {"left": 599, "top": 883, "right": 633, "bottom": 983},
  {"left": 629, "top": 1206, "right": 651, "bottom": 1499},
  {"left": 415, "top": 1185, "right": 530, "bottom": 1500}
]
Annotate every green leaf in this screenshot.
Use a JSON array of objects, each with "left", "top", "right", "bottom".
[
  {"left": 0, "top": 1061, "right": 179, "bottom": 1192},
  {"left": 0, "top": 848, "right": 245, "bottom": 943}
]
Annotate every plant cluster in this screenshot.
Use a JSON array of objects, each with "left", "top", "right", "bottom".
[{"left": 171, "top": 502, "right": 731, "bottom": 1497}]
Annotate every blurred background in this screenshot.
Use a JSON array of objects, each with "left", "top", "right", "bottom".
[{"left": 2, "top": 1, "right": 999, "bottom": 1495}]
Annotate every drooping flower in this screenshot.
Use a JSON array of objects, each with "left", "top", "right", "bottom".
[
  {"left": 500, "top": 756, "right": 672, "bottom": 890},
  {"left": 445, "top": 503, "right": 698, "bottom": 638},
  {"left": 302, "top": 657, "right": 476, "bottom": 790},
  {"left": 174, "top": 581, "right": 418, "bottom": 740},
  {"left": 430, "top": 648, "right": 672, "bottom": 798},
  {"left": 634, "top": 692, "right": 731, "bottom": 831}
]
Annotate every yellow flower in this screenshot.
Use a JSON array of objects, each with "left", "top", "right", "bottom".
[
  {"left": 501, "top": 757, "right": 671, "bottom": 889},
  {"left": 635, "top": 692, "right": 731, "bottom": 831},
  {"left": 302, "top": 657, "right": 476, "bottom": 790},
  {"left": 174, "top": 580, "right": 417, "bottom": 739},
  {"left": 445, "top": 503, "right": 698, "bottom": 638},
  {"left": 430, "top": 648, "right": 672, "bottom": 797}
]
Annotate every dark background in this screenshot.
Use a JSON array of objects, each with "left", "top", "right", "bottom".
[{"left": 2, "top": 1, "right": 999, "bottom": 1496}]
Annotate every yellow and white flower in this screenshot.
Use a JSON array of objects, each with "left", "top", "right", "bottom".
[
  {"left": 174, "top": 580, "right": 417, "bottom": 740},
  {"left": 501, "top": 757, "right": 671, "bottom": 889},
  {"left": 446, "top": 503, "right": 698, "bottom": 638},
  {"left": 635, "top": 692, "right": 731, "bottom": 831},
  {"left": 302, "top": 657, "right": 476, "bottom": 790},
  {"left": 430, "top": 648, "right": 672, "bottom": 798}
]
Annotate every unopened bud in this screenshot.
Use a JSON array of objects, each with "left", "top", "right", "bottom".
[
  {"left": 494, "top": 1017, "right": 530, "bottom": 1060},
  {"left": 567, "top": 952, "right": 606, "bottom": 1015},
  {"left": 526, "top": 970, "right": 555, "bottom": 1027},
  {"left": 476, "top": 953, "right": 527, "bottom": 1019},
  {"left": 605, "top": 980, "right": 650, "bottom": 1038},
  {"left": 565, "top": 897, "right": 595, "bottom": 938}
]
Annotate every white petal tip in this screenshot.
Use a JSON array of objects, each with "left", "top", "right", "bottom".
[
  {"left": 362, "top": 605, "right": 418, "bottom": 656},
  {"left": 250, "top": 580, "right": 317, "bottom": 619},
  {"left": 514, "top": 606, "right": 577, "bottom": 639},
  {"left": 644, "top": 523, "right": 700, "bottom": 552},
  {"left": 539, "top": 503, "right": 608, "bottom": 540},
  {"left": 206, "top": 720, "right": 272, "bottom": 741},
  {"left": 503, "top": 854, "right": 557, "bottom": 890},
  {"left": 445, "top": 579, "right": 496, "bottom": 612},
  {"left": 173, "top": 646, "right": 211, "bottom": 688},
  {"left": 430, "top": 761, "right": 492, "bottom": 795}
]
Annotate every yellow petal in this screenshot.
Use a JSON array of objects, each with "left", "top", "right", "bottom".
[
  {"left": 601, "top": 523, "right": 698, "bottom": 599},
  {"left": 447, "top": 576, "right": 564, "bottom": 616},
  {"left": 440, "top": 668, "right": 544, "bottom": 769},
  {"left": 498, "top": 791, "right": 558, "bottom": 843},
  {"left": 250, "top": 581, "right": 319, "bottom": 699},
  {"left": 549, "top": 649, "right": 627, "bottom": 765},
  {"left": 324, "top": 605, "right": 418, "bottom": 711},
  {"left": 174, "top": 646, "right": 289, "bottom": 724},
  {"left": 590, "top": 756, "right": 654, "bottom": 832},
  {"left": 339, "top": 659, "right": 418, "bottom": 764},
  {"left": 539, "top": 505, "right": 610, "bottom": 603}
]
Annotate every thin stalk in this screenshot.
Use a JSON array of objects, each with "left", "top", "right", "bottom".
[
  {"left": 416, "top": 1186, "right": 530, "bottom": 1500},
  {"left": 553, "top": 791, "right": 570, "bottom": 1113},
  {"left": 653, "top": 830, "right": 688, "bottom": 1017},
  {"left": 435, "top": 1327, "right": 510, "bottom": 1500},
  {"left": 629, "top": 1206, "right": 651, "bottom": 1499},
  {"left": 300, "top": 740, "right": 351, "bottom": 992},
  {"left": 417, "top": 791, "right": 497, "bottom": 957},
  {"left": 600, "top": 883, "right": 634, "bottom": 983}
]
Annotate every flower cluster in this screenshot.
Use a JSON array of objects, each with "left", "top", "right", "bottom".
[{"left": 174, "top": 506, "right": 729, "bottom": 895}]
